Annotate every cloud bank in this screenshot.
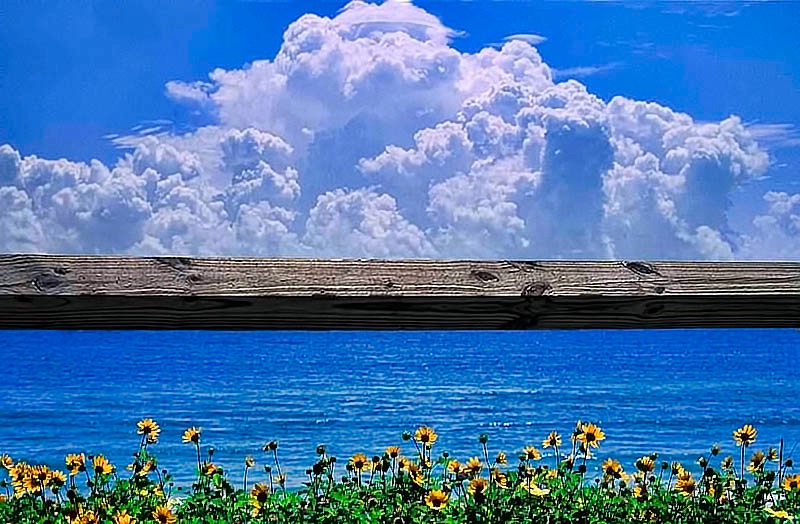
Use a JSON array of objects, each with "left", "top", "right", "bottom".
[{"left": 1, "top": 0, "right": 795, "bottom": 259}]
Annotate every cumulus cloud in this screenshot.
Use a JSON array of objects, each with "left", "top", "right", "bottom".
[
  {"left": 739, "top": 192, "right": 800, "bottom": 260},
  {"left": 0, "top": 0, "right": 792, "bottom": 259},
  {"left": 304, "top": 187, "right": 433, "bottom": 258}
]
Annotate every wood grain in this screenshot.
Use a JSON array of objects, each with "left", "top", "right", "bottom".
[{"left": 1, "top": 255, "right": 799, "bottom": 329}]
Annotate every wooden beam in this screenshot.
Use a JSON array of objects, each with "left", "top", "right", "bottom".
[{"left": 1, "top": 254, "right": 799, "bottom": 330}]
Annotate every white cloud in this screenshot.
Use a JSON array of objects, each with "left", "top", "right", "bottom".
[
  {"left": 553, "top": 62, "right": 623, "bottom": 80},
  {"left": 738, "top": 191, "right": 800, "bottom": 260},
  {"left": 503, "top": 33, "right": 547, "bottom": 46},
  {"left": 0, "top": 0, "right": 792, "bottom": 259},
  {"left": 304, "top": 187, "right": 434, "bottom": 258},
  {"left": 746, "top": 123, "right": 800, "bottom": 150}
]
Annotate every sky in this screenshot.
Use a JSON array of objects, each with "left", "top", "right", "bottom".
[{"left": 1, "top": 0, "right": 799, "bottom": 259}]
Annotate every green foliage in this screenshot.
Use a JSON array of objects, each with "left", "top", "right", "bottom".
[{"left": 1, "top": 421, "right": 798, "bottom": 523}]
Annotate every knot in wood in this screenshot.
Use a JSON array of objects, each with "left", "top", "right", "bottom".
[
  {"left": 33, "top": 269, "right": 69, "bottom": 293},
  {"left": 622, "top": 261, "right": 661, "bottom": 276},
  {"left": 471, "top": 270, "right": 499, "bottom": 283},
  {"left": 157, "top": 257, "right": 193, "bottom": 272},
  {"left": 522, "top": 282, "right": 551, "bottom": 296}
]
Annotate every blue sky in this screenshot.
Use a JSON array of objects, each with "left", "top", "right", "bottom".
[{"left": 1, "top": 0, "right": 799, "bottom": 259}]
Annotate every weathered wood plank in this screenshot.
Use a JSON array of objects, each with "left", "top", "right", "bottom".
[{"left": 1, "top": 255, "right": 799, "bottom": 329}]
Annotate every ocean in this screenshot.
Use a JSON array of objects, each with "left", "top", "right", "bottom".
[{"left": 1, "top": 329, "right": 798, "bottom": 488}]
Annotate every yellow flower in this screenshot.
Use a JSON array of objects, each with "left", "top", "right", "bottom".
[
  {"left": 748, "top": 451, "right": 766, "bottom": 472},
  {"left": 349, "top": 453, "right": 371, "bottom": 472},
  {"left": 182, "top": 427, "right": 201, "bottom": 444},
  {"left": 764, "top": 507, "right": 794, "bottom": 521},
  {"left": 138, "top": 460, "right": 155, "bottom": 477},
  {"left": 491, "top": 468, "right": 508, "bottom": 488},
  {"left": 21, "top": 469, "right": 43, "bottom": 494},
  {"left": 635, "top": 456, "right": 655, "bottom": 473},
  {"left": 114, "top": 511, "right": 136, "bottom": 524},
  {"left": 424, "top": 489, "right": 448, "bottom": 511},
  {"left": 48, "top": 470, "right": 67, "bottom": 488},
  {"left": 414, "top": 426, "right": 438, "bottom": 446},
  {"left": 9, "top": 461, "right": 27, "bottom": 480},
  {"left": 721, "top": 456, "right": 734, "bottom": 470},
  {"left": 250, "top": 483, "right": 270, "bottom": 504},
  {"left": 675, "top": 474, "right": 696, "bottom": 497},
  {"left": 495, "top": 452, "right": 507, "bottom": 465},
  {"left": 152, "top": 505, "right": 177, "bottom": 524},
  {"left": 9, "top": 462, "right": 29, "bottom": 496},
  {"left": 0, "top": 454, "right": 12, "bottom": 470},
  {"left": 447, "top": 460, "right": 461, "bottom": 473},
  {"left": 542, "top": 431, "right": 562, "bottom": 449},
  {"left": 602, "top": 458, "right": 624, "bottom": 479},
  {"left": 92, "top": 456, "right": 114, "bottom": 476},
  {"left": 136, "top": 418, "right": 160, "bottom": 444},
  {"left": 576, "top": 423, "right": 606, "bottom": 449},
  {"left": 250, "top": 499, "right": 264, "bottom": 517},
  {"left": 79, "top": 511, "right": 100, "bottom": 524},
  {"left": 523, "top": 483, "right": 550, "bottom": 497},
  {"left": 733, "top": 424, "right": 757, "bottom": 447},
  {"left": 385, "top": 446, "right": 400, "bottom": 459},
  {"left": 66, "top": 453, "right": 86, "bottom": 475},
  {"left": 784, "top": 474, "right": 800, "bottom": 491},
  {"left": 245, "top": 456, "right": 255, "bottom": 468},
  {"left": 398, "top": 456, "right": 411, "bottom": 470},
  {"left": 768, "top": 448, "right": 780, "bottom": 462},
  {"left": 408, "top": 463, "right": 425, "bottom": 486},
  {"left": 0, "top": 494, "right": 6, "bottom": 504},
  {"left": 523, "top": 446, "right": 541, "bottom": 461},
  {"left": 676, "top": 467, "right": 692, "bottom": 482},
  {"left": 26, "top": 465, "right": 53, "bottom": 494},
  {"left": 468, "top": 477, "right": 489, "bottom": 500},
  {"left": 464, "top": 457, "right": 483, "bottom": 476},
  {"left": 202, "top": 462, "right": 220, "bottom": 476},
  {"left": 633, "top": 485, "right": 647, "bottom": 500}
]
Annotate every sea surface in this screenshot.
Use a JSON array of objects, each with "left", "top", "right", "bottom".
[{"left": 1, "top": 329, "right": 799, "bottom": 488}]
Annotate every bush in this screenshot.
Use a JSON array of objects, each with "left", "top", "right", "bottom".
[{"left": 1, "top": 420, "right": 798, "bottom": 523}]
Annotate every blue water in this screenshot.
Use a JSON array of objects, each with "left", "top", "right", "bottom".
[{"left": 1, "top": 329, "right": 799, "bottom": 488}]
